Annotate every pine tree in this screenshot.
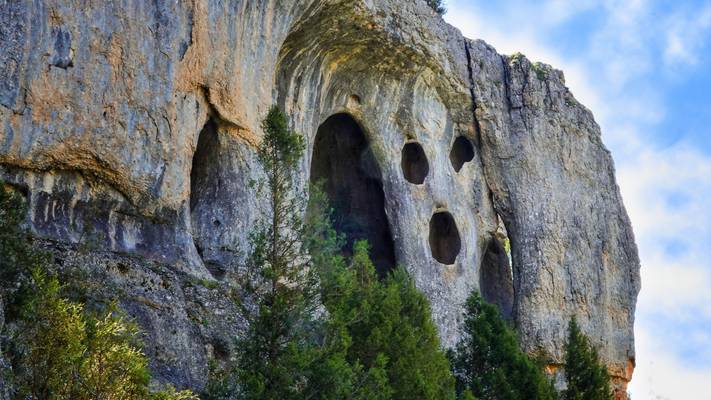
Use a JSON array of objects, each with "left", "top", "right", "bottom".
[
  {"left": 562, "top": 318, "right": 613, "bottom": 400},
  {"left": 320, "top": 240, "right": 456, "bottom": 400},
  {"left": 303, "top": 186, "right": 394, "bottom": 400},
  {"left": 451, "top": 291, "right": 557, "bottom": 400},
  {"left": 218, "top": 108, "right": 455, "bottom": 399},
  {"left": 232, "top": 106, "right": 364, "bottom": 400},
  {"left": 233, "top": 105, "right": 317, "bottom": 399}
]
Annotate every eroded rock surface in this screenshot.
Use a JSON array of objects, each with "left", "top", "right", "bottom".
[{"left": 0, "top": 0, "right": 640, "bottom": 395}]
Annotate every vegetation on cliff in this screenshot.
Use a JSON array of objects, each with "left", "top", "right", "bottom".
[
  {"left": 0, "top": 185, "right": 196, "bottom": 399},
  {"left": 450, "top": 292, "right": 558, "bottom": 400},
  {"left": 562, "top": 318, "right": 614, "bottom": 400},
  {"left": 217, "top": 106, "right": 612, "bottom": 400},
  {"left": 209, "top": 106, "right": 455, "bottom": 400}
]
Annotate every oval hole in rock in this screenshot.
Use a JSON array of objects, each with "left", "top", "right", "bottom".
[
  {"left": 310, "top": 113, "right": 396, "bottom": 276},
  {"left": 429, "top": 211, "right": 461, "bottom": 264},
  {"left": 401, "top": 142, "right": 429, "bottom": 184},
  {"left": 450, "top": 136, "right": 474, "bottom": 172},
  {"left": 479, "top": 237, "right": 514, "bottom": 320},
  {"left": 190, "top": 117, "right": 220, "bottom": 260}
]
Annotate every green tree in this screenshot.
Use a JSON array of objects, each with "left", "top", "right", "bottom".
[
  {"left": 10, "top": 267, "right": 197, "bottom": 400},
  {"left": 215, "top": 107, "right": 455, "bottom": 399},
  {"left": 232, "top": 106, "right": 357, "bottom": 400},
  {"left": 12, "top": 268, "right": 85, "bottom": 399},
  {"left": 320, "top": 240, "right": 456, "bottom": 400},
  {"left": 562, "top": 318, "right": 613, "bottom": 400},
  {"left": 0, "top": 182, "right": 195, "bottom": 399},
  {"left": 451, "top": 291, "right": 557, "bottom": 400},
  {"left": 426, "top": 0, "right": 446, "bottom": 15}
]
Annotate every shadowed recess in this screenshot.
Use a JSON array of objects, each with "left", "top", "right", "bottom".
[
  {"left": 480, "top": 237, "right": 514, "bottom": 320},
  {"left": 450, "top": 136, "right": 474, "bottom": 172},
  {"left": 190, "top": 117, "right": 221, "bottom": 275},
  {"left": 310, "top": 113, "right": 396, "bottom": 276},
  {"left": 401, "top": 142, "right": 429, "bottom": 184},
  {"left": 429, "top": 211, "right": 461, "bottom": 264}
]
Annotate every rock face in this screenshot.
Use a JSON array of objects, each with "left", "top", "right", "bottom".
[{"left": 0, "top": 0, "right": 640, "bottom": 396}]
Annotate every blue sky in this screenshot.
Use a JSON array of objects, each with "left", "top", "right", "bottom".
[{"left": 444, "top": 1, "right": 711, "bottom": 398}]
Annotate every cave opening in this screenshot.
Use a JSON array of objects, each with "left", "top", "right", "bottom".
[
  {"left": 450, "top": 135, "right": 474, "bottom": 172},
  {"left": 480, "top": 237, "right": 514, "bottom": 320},
  {"left": 401, "top": 142, "right": 429, "bottom": 184},
  {"left": 429, "top": 211, "right": 461, "bottom": 264},
  {"left": 190, "top": 116, "right": 223, "bottom": 277},
  {"left": 310, "top": 113, "right": 396, "bottom": 276}
]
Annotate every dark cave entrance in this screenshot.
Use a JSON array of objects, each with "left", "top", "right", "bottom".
[
  {"left": 450, "top": 136, "right": 474, "bottom": 172},
  {"left": 190, "top": 116, "right": 226, "bottom": 279},
  {"left": 401, "top": 142, "right": 429, "bottom": 184},
  {"left": 429, "top": 211, "right": 461, "bottom": 265},
  {"left": 310, "top": 113, "right": 396, "bottom": 276},
  {"left": 480, "top": 237, "right": 514, "bottom": 320}
]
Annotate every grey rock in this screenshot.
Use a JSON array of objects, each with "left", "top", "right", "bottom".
[
  {"left": 467, "top": 43, "right": 640, "bottom": 389},
  {"left": 0, "top": 0, "right": 640, "bottom": 396}
]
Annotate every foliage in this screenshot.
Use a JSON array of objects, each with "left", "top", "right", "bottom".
[
  {"left": 426, "top": 0, "right": 447, "bottom": 15},
  {"left": 450, "top": 291, "right": 557, "bottom": 400},
  {"left": 319, "top": 240, "right": 456, "bottom": 400},
  {"left": 231, "top": 105, "right": 339, "bottom": 400},
  {"left": 0, "top": 182, "right": 196, "bottom": 399},
  {"left": 9, "top": 267, "right": 197, "bottom": 399},
  {"left": 217, "top": 106, "right": 456, "bottom": 400},
  {"left": 11, "top": 268, "right": 86, "bottom": 399},
  {"left": 307, "top": 185, "right": 455, "bottom": 399},
  {"left": 562, "top": 318, "right": 613, "bottom": 400}
]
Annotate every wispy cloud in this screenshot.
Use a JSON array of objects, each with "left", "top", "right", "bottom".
[
  {"left": 445, "top": 1, "right": 711, "bottom": 398},
  {"left": 663, "top": 5, "right": 711, "bottom": 66}
]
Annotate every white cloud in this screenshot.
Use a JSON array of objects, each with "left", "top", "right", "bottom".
[
  {"left": 631, "top": 326, "right": 711, "bottom": 400},
  {"left": 663, "top": 6, "right": 711, "bottom": 66},
  {"left": 617, "top": 143, "right": 711, "bottom": 397}
]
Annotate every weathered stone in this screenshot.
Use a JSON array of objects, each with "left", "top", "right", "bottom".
[
  {"left": 0, "top": 0, "right": 640, "bottom": 396},
  {"left": 467, "top": 41, "right": 641, "bottom": 393}
]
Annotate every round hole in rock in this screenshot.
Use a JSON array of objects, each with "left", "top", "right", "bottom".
[
  {"left": 310, "top": 113, "right": 396, "bottom": 276},
  {"left": 429, "top": 211, "right": 461, "bottom": 264},
  {"left": 401, "top": 142, "right": 429, "bottom": 184},
  {"left": 480, "top": 237, "right": 514, "bottom": 320},
  {"left": 450, "top": 136, "right": 474, "bottom": 172}
]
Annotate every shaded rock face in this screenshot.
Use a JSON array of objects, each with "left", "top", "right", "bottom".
[{"left": 0, "top": 0, "right": 640, "bottom": 395}]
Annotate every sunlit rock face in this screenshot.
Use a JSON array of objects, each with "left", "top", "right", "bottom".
[{"left": 0, "top": 0, "right": 639, "bottom": 396}]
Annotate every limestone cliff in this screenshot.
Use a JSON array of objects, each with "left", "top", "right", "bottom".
[{"left": 0, "top": 0, "right": 640, "bottom": 396}]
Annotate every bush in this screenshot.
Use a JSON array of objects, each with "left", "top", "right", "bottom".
[
  {"left": 8, "top": 267, "right": 197, "bottom": 399},
  {"left": 450, "top": 291, "right": 557, "bottom": 400},
  {"left": 0, "top": 182, "right": 196, "bottom": 399}
]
